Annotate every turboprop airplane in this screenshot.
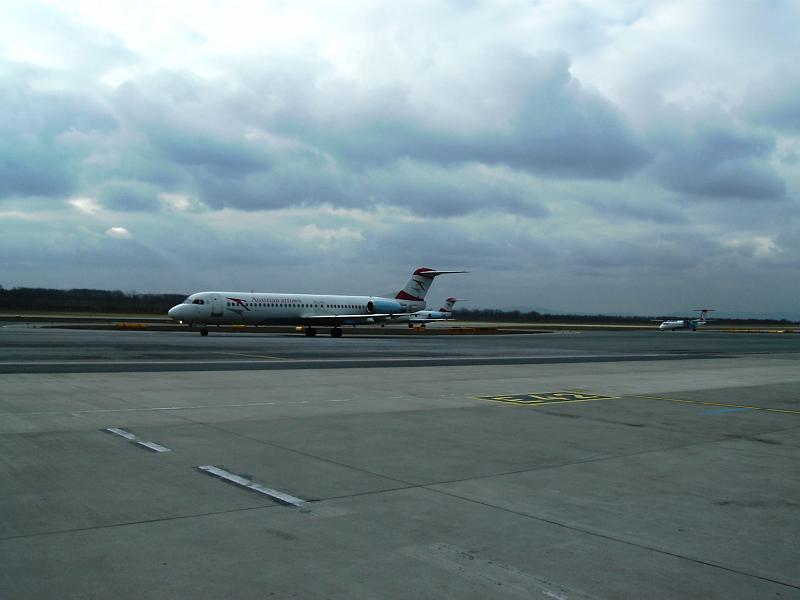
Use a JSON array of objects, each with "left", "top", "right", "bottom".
[
  {"left": 398, "top": 298, "right": 464, "bottom": 327},
  {"left": 657, "top": 309, "right": 714, "bottom": 331},
  {"left": 167, "top": 267, "right": 466, "bottom": 337}
]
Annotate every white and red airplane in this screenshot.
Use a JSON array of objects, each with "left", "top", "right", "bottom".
[
  {"left": 167, "top": 267, "right": 466, "bottom": 337},
  {"left": 397, "top": 297, "right": 464, "bottom": 327},
  {"left": 657, "top": 309, "right": 714, "bottom": 331}
]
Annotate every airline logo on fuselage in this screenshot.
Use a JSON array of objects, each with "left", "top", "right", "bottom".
[{"left": 226, "top": 297, "right": 250, "bottom": 311}]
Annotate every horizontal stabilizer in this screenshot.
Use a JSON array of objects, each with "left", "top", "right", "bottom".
[
  {"left": 416, "top": 270, "right": 469, "bottom": 278},
  {"left": 304, "top": 313, "right": 392, "bottom": 320}
]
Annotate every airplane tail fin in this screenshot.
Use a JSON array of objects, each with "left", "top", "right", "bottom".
[
  {"left": 439, "top": 298, "right": 466, "bottom": 312},
  {"left": 694, "top": 308, "right": 715, "bottom": 321},
  {"left": 393, "top": 268, "right": 467, "bottom": 303}
]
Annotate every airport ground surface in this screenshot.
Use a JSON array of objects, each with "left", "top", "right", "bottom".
[{"left": 1, "top": 325, "right": 799, "bottom": 599}]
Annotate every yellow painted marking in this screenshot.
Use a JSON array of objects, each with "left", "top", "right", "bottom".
[
  {"left": 633, "top": 395, "right": 800, "bottom": 415},
  {"left": 214, "top": 352, "right": 288, "bottom": 361},
  {"left": 477, "top": 391, "right": 620, "bottom": 406}
]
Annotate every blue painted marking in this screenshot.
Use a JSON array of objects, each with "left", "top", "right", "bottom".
[{"left": 703, "top": 407, "right": 754, "bottom": 415}]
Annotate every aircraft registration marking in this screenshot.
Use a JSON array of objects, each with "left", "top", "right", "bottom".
[{"left": 477, "top": 391, "right": 620, "bottom": 406}]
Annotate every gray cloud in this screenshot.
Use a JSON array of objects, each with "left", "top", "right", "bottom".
[
  {"left": 648, "top": 113, "right": 785, "bottom": 201},
  {"left": 1, "top": 1, "right": 799, "bottom": 315},
  {"left": 6, "top": 3, "right": 137, "bottom": 77},
  {"left": 0, "top": 137, "right": 74, "bottom": 199},
  {"left": 265, "top": 49, "right": 649, "bottom": 179},
  {"left": 568, "top": 233, "right": 723, "bottom": 271},
  {"left": 744, "top": 71, "right": 800, "bottom": 132},
  {"left": 582, "top": 197, "right": 688, "bottom": 225},
  {"left": 99, "top": 181, "right": 160, "bottom": 212}
]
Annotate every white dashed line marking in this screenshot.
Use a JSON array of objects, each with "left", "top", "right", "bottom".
[
  {"left": 197, "top": 465, "right": 307, "bottom": 508},
  {"left": 104, "top": 427, "right": 172, "bottom": 453}
]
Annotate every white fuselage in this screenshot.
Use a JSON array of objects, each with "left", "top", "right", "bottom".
[
  {"left": 658, "top": 319, "right": 705, "bottom": 331},
  {"left": 393, "top": 309, "right": 453, "bottom": 324},
  {"left": 168, "top": 291, "right": 424, "bottom": 326}
]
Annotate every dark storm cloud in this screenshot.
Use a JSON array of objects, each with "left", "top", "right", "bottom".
[
  {"left": 112, "top": 77, "right": 272, "bottom": 176},
  {"left": 0, "top": 137, "right": 74, "bottom": 199},
  {"left": 568, "top": 233, "right": 724, "bottom": 271},
  {"left": 367, "top": 218, "right": 558, "bottom": 272},
  {"left": 363, "top": 162, "right": 546, "bottom": 218},
  {"left": 648, "top": 116, "right": 785, "bottom": 201},
  {"left": 88, "top": 49, "right": 644, "bottom": 214},
  {"left": 268, "top": 50, "right": 649, "bottom": 180},
  {"left": 187, "top": 152, "right": 344, "bottom": 210},
  {"left": 99, "top": 181, "right": 160, "bottom": 212},
  {"left": 744, "top": 70, "right": 800, "bottom": 132},
  {"left": 582, "top": 196, "right": 687, "bottom": 225},
  {"left": 151, "top": 129, "right": 271, "bottom": 176},
  {"left": 0, "top": 58, "right": 118, "bottom": 201},
  {"left": 0, "top": 217, "right": 163, "bottom": 268}
]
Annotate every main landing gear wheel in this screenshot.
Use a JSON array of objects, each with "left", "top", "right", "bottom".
[
  {"left": 304, "top": 327, "right": 317, "bottom": 337},
  {"left": 330, "top": 328, "right": 343, "bottom": 338},
  {"left": 200, "top": 328, "right": 209, "bottom": 336}
]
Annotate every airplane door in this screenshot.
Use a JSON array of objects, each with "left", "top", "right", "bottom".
[{"left": 210, "top": 294, "right": 223, "bottom": 317}]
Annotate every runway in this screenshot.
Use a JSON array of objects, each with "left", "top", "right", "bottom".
[
  {"left": 1, "top": 325, "right": 799, "bottom": 598},
  {"left": 0, "top": 324, "right": 796, "bottom": 373}
]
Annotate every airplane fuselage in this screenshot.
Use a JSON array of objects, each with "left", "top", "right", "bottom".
[
  {"left": 394, "top": 309, "right": 452, "bottom": 324},
  {"left": 658, "top": 319, "right": 705, "bottom": 331},
  {"left": 168, "top": 291, "right": 423, "bottom": 327}
]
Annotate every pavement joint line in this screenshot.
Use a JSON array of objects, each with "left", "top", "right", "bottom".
[
  {"left": 633, "top": 394, "right": 800, "bottom": 415},
  {"left": 196, "top": 465, "right": 307, "bottom": 508},
  {"left": 0, "top": 503, "right": 280, "bottom": 543},
  {"left": 162, "top": 412, "right": 418, "bottom": 489},
  {"left": 422, "top": 485, "right": 800, "bottom": 592},
  {"left": 214, "top": 352, "right": 288, "bottom": 361},
  {"left": 179, "top": 408, "right": 800, "bottom": 509},
  {"left": 1, "top": 401, "right": 285, "bottom": 416},
  {"left": 104, "top": 427, "right": 172, "bottom": 453}
]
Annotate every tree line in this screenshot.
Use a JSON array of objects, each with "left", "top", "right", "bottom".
[
  {"left": 453, "top": 307, "right": 797, "bottom": 326},
  {"left": 0, "top": 286, "right": 185, "bottom": 314},
  {"left": 0, "top": 286, "right": 795, "bottom": 324}
]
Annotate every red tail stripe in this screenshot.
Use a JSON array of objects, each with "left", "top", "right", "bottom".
[{"left": 396, "top": 290, "right": 423, "bottom": 301}]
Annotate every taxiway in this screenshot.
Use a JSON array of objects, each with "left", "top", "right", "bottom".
[{"left": 1, "top": 326, "right": 798, "bottom": 598}]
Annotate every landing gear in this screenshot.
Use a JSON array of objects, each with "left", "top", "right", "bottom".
[
  {"left": 330, "top": 327, "right": 343, "bottom": 338},
  {"left": 304, "top": 327, "right": 317, "bottom": 337},
  {"left": 200, "top": 328, "right": 209, "bottom": 336}
]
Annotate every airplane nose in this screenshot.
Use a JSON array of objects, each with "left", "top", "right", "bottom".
[{"left": 168, "top": 305, "right": 182, "bottom": 320}]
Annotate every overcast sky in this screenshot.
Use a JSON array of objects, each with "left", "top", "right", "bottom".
[{"left": 1, "top": 0, "right": 798, "bottom": 315}]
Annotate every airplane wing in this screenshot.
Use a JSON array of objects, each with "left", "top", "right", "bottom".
[
  {"left": 405, "top": 317, "right": 453, "bottom": 324},
  {"left": 301, "top": 313, "right": 394, "bottom": 325}
]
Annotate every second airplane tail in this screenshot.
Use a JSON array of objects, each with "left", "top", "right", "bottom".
[{"left": 439, "top": 298, "right": 465, "bottom": 312}]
